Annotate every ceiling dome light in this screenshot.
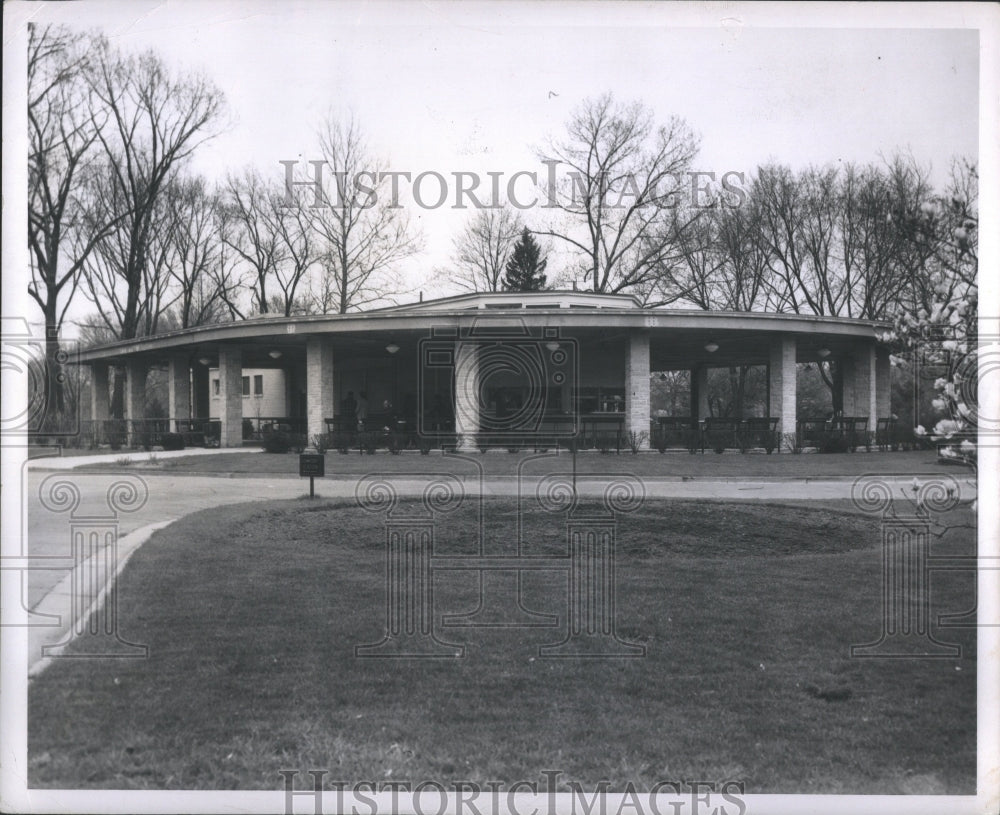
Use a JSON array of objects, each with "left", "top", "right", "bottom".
[{"left": 704, "top": 341, "right": 719, "bottom": 353}]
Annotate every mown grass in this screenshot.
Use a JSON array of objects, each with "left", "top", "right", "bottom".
[{"left": 29, "top": 498, "right": 976, "bottom": 792}]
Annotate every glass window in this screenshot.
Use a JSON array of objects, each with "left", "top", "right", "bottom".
[
  {"left": 254, "top": 375, "right": 263, "bottom": 396},
  {"left": 242, "top": 376, "right": 250, "bottom": 396},
  {"left": 212, "top": 379, "right": 219, "bottom": 396}
]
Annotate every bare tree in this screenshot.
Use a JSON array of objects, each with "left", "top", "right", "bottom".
[
  {"left": 307, "top": 113, "right": 422, "bottom": 313},
  {"left": 272, "top": 193, "right": 319, "bottom": 316},
  {"left": 222, "top": 168, "right": 284, "bottom": 315},
  {"left": 80, "top": 36, "right": 226, "bottom": 416},
  {"left": 634, "top": 205, "right": 731, "bottom": 308},
  {"left": 538, "top": 93, "right": 699, "bottom": 295},
  {"left": 27, "top": 25, "right": 120, "bottom": 416},
  {"left": 444, "top": 207, "right": 524, "bottom": 293},
  {"left": 161, "top": 176, "right": 236, "bottom": 328}
]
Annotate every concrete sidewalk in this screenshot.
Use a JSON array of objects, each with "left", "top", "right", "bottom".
[{"left": 25, "top": 447, "right": 262, "bottom": 471}]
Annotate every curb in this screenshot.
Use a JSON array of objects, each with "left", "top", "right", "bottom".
[{"left": 27, "top": 519, "right": 176, "bottom": 679}]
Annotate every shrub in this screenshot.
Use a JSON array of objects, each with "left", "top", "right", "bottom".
[
  {"left": 653, "top": 431, "right": 668, "bottom": 454},
  {"left": 627, "top": 430, "right": 648, "bottom": 454},
  {"left": 818, "top": 432, "right": 849, "bottom": 454},
  {"left": 262, "top": 432, "right": 291, "bottom": 453},
  {"left": 763, "top": 431, "right": 778, "bottom": 455},
  {"left": 161, "top": 432, "right": 185, "bottom": 451},
  {"left": 242, "top": 418, "right": 255, "bottom": 440}
]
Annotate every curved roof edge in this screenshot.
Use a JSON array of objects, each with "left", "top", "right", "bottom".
[{"left": 77, "top": 293, "right": 892, "bottom": 364}]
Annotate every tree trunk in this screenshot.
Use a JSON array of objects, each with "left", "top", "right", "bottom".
[{"left": 43, "top": 299, "right": 66, "bottom": 421}]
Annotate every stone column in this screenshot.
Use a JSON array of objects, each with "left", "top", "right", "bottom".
[
  {"left": 90, "top": 364, "right": 110, "bottom": 446},
  {"left": 124, "top": 360, "right": 146, "bottom": 447},
  {"left": 842, "top": 345, "right": 874, "bottom": 423},
  {"left": 167, "top": 355, "right": 191, "bottom": 432},
  {"left": 876, "top": 346, "right": 892, "bottom": 420},
  {"left": 454, "top": 341, "right": 479, "bottom": 451},
  {"left": 306, "top": 338, "right": 334, "bottom": 442},
  {"left": 768, "top": 336, "right": 797, "bottom": 437},
  {"left": 624, "top": 331, "right": 651, "bottom": 449},
  {"left": 218, "top": 347, "right": 243, "bottom": 448}
]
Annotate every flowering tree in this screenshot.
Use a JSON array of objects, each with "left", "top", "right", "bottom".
[{"left": 881, "top": 159, "right": 978, "bottom": 488}]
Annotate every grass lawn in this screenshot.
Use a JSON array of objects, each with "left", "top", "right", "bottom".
[
  {"left": 28, "top": 498, "right": 976, "bottom": 793},
  {"left": 77, "top": 447, "right": 957, "bottom": 480}
]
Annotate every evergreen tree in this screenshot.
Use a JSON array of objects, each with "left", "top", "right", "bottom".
[{"left": 502, "top": 228, "right": 548, "bottom": 291}]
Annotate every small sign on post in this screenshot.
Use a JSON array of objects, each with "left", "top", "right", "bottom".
[{"left": 299, "top": 447, "right": 325, "bottom": 498}]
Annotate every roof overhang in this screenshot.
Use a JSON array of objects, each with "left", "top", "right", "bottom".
[{"left": 77, "top": 307, "right": 890, "bottom": 366}]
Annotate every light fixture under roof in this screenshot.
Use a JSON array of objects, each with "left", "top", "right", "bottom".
[
  {"left": 198, "top": 356, "right": 212, "bottom": 366},
  {"left": 817, "top": 347, "right": 831, "bottom": 359},
  {"left": 268, "top": 350, "right": 282, "bottom": 360},
  {"left": 545, "top": 341, "right": 560, "bottom": 352},
  {"left": 704, "top": 341, "right": 719, "bottom": 353},
  {"left": 385, "top": 342, "right": 400, "bottom": 355}
]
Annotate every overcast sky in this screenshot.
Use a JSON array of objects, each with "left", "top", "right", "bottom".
[{"left": 3, "top": 1, "right": 986, "bottom": 328}]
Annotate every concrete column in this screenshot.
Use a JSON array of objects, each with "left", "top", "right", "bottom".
[
  {"left": 625, "top": 331, "right": 651, "bottom": 449},
  {"left": 167, "top": 355, "right": 191, "bottom": 432},
  {"left": 124, "top": 360, "right": 146, "bottom": 422},
  {"left": 691, "top": 366, "right": 710, "bottom": 424},
  {"left": 218, "top": 347, "right": 243, "bottom": 448},
  {"left": 454, "top": 342, "right": 479, "bottom": 450},
  {"left": 90, "top": 364, "right": 110, "bottom": 422},
  {"left": 768, "top": 336, "right": 797, "bottom": 437},
  {"left": 125, "top": 360, "right": 146, "bottom": 446},
  {"left": 876, "top": 346, "right": 892, "bottom": 419},
  {"left": 90, "top": 364, "right": 110, "bottom": 446},
  {"left": 306, "top": 338, "right": 334, "bottom": 441},
  {"left": 866, "top": 345, "right": 878, "bottom": 428},
  {"left": 842, "top": 345, "right": 874, "bottom": 423}
]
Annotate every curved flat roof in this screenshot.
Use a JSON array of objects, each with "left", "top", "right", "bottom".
[{"left": 78, "top": 291, "right": 890, "bottom": 366}]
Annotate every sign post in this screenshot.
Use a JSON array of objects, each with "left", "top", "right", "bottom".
[{"left": 299, "top": 447, "right": 325, "bottom": 498}]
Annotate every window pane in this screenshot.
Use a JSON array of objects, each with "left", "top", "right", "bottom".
[
  {"left": 254, "top": 375, "right": 263, "bottom": 395},
  {"left": 242, "top": 376, "right": 250, "bottom": 396},
  {"left": 212, "top": 379, "right": 219, "bottom": 396}
]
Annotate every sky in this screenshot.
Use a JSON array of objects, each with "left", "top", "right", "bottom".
[{"left": 3, "top": 0, "right": 987, "bottom": 333}]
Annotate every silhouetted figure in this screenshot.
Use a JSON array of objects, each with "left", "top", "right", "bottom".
[{"left": 342, "top": 391, "right": 357, "bottom": 420}]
